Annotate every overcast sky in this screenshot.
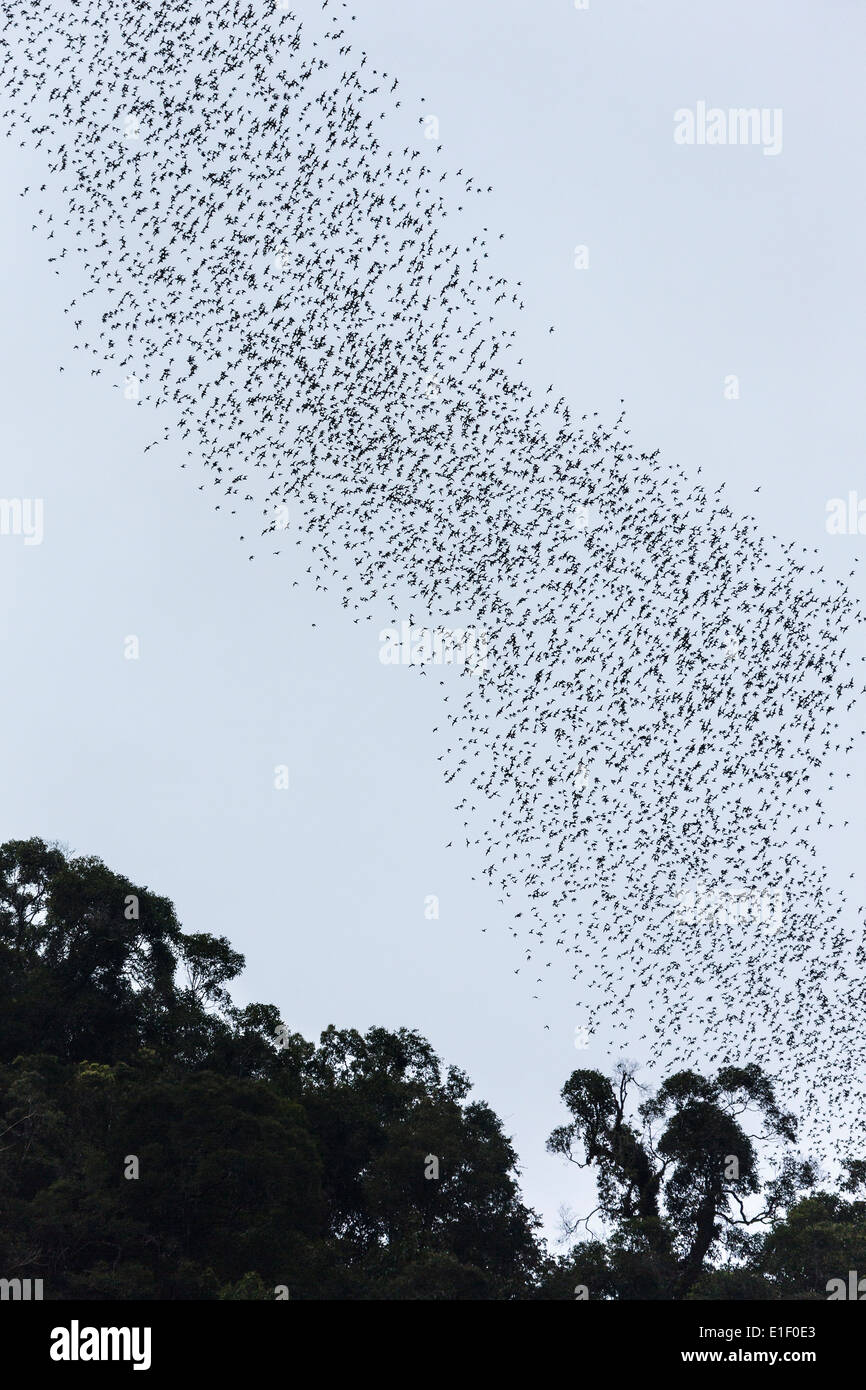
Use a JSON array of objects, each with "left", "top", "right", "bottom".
[{"left": 2, "top": 0, "right": 864, "bottom": 1239}]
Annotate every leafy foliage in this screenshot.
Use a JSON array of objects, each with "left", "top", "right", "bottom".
[
  {"left": 1, "top": 838, "right": 863, "bottom": 1299},
  {"left": 0, "top": 839, "right": 540, "bottom": 1298}
]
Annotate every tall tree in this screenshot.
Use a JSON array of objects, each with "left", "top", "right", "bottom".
[{"left": 547, "top": 1062, "right": 815, "bottom": 1298}]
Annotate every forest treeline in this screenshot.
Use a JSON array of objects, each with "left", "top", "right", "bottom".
[{"left": 1, "top": 838, "right": 863, "bottom": 1300}]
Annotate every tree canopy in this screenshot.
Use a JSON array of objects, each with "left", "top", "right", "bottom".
[{"left": 0, "top": 837, "right": 862, "bottom": 1299}]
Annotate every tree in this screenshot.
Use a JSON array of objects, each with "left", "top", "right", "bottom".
[
  {"left": 0, "top": 838, "right": 543, "bottom": 1299},
  {"left": 546, "top": 1061, "right": 816, "bottom": 1299},
  {"left": 287, "top": 1024, "right": 543, "bottom": 1298},
  {"left": 744, "top": 1161, "right": 866, "bottom": 1300},
  {"left": 4, "top": 837, "right": 864, "bottom": 1300}
]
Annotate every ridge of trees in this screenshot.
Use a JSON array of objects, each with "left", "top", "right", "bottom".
[{"left": 0, "top": 838, "right": 862, "bottom": 1299}]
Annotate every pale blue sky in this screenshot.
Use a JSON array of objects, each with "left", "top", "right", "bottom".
[{"left": 2, "top": 0, "right": 864, "bottom": 1240}]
